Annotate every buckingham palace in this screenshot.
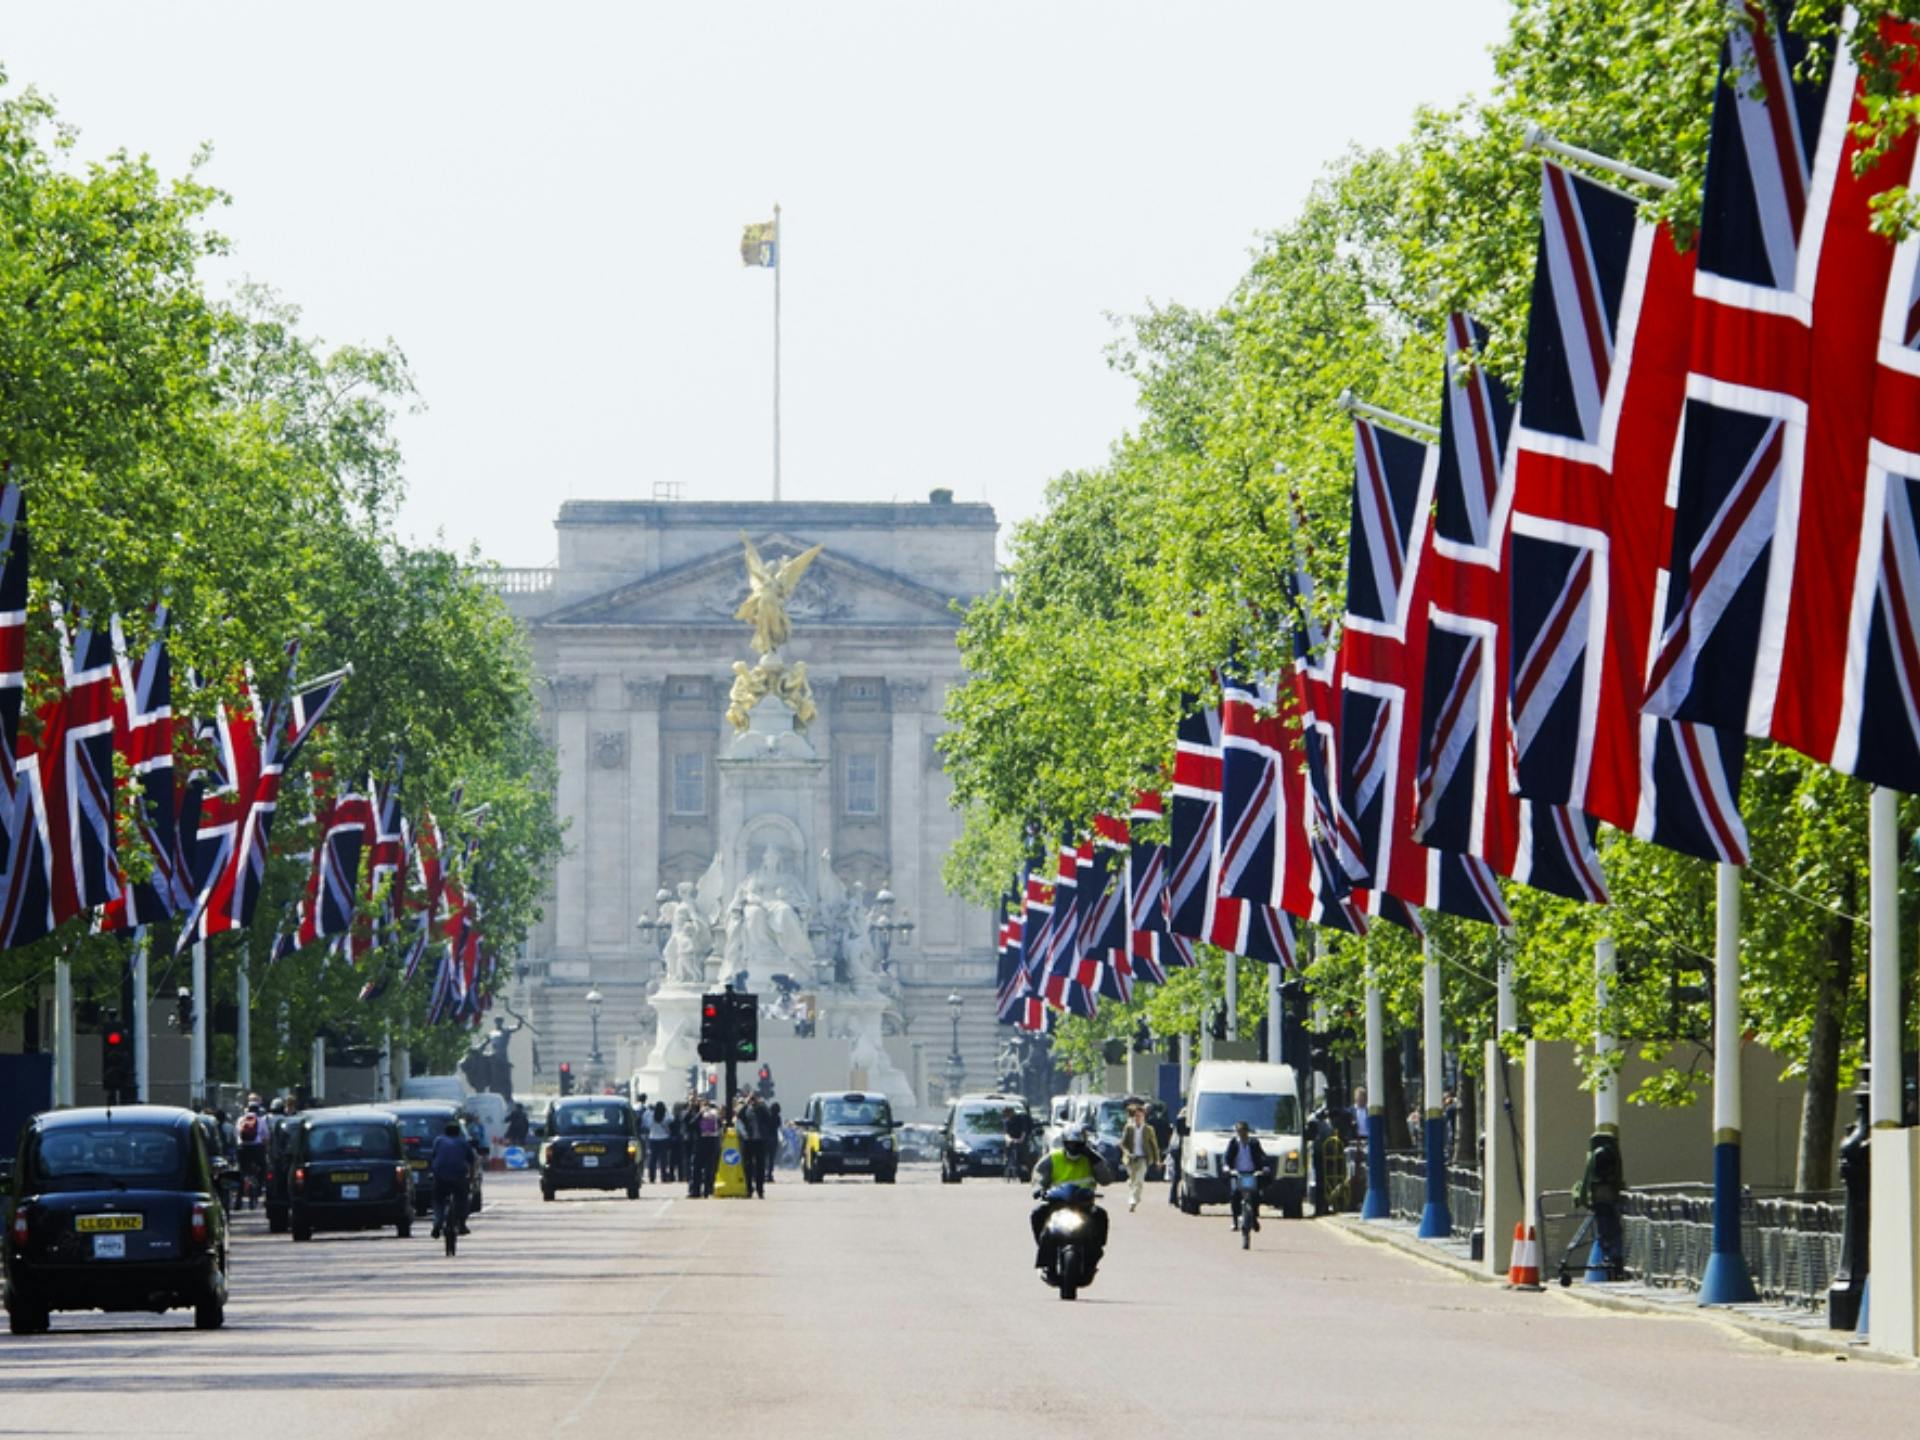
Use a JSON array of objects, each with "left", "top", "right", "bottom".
[{"left": 488, "top": 489, "right": 1004, "bottom": 1101}]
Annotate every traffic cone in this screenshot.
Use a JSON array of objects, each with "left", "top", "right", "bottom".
[{"left": 1506, "top": 1223, "right": 1543, "bottom": 1290}]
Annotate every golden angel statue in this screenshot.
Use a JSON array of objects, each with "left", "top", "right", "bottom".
[{"left": 735, "top": 533, "right": 824, "bottom": 657}]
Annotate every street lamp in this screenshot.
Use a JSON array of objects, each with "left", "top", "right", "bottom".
[
  {"left": 944, "top": 991, "right": 965, "bottom": 1098},
  {"left": 586, "top": 988, "right": 604, "bottom": 1069},
  {"left": 635, "top": 890, "right": 673, "bottom": 948},
  {"left": 869, "top": 889, "right": 916, "bottom": 964}
]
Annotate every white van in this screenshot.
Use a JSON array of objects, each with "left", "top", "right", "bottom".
[{"left": 1178, "top": 1060, "right": 1306, "bottom": 1218}]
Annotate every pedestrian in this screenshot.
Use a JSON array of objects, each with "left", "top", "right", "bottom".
[
  {"left": 667, "top": 1103, "right": 687, "bottom": 1184},
  {"left": 693, "top": 1101, "right": 722, "bottom": 1198},
  {"left": 743, "top": 1094, "right": 774, "bottom": 1197},
  {"left": 632, "top": 1092, "right": 649, "bottom": 1176},
  {"left": 1352, "top": 1085, "right": 1370, "bottom": 1143},
  {"left": 1118, "top": 1101, "right": 1160, "bottom": 1213},
  {"left": 647, "top": 1102, "right": 670, "bottom": 1183},
  {"left": 1167, "top": 1108, "right": 1187, "bottom": 1207},
  {"left": 505, "top": 1103, "right": 531, "bottom": 1148},
  {"left": 766, "top": 1101, "right": 782, "bottom": 1183},
  {"left": 1574, "top": 1130, "right": 1626, "bottom": 1279}
]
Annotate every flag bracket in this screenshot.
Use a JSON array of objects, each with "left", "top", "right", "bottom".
[
  {"left": 1337, "top": 390, "right": 1438, "bottom": 441},
  {"left": 1522, "top": 123, "right": 1676, "bottom": 194}
]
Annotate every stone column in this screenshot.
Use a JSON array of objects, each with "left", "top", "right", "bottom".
[
  {"left": 887, "top": 679, "right": 926, "bottom": 972},
  {"left": 626, "top": 679, "right": 663, "bottom": 974},
  {"left": 549, "top": 674, "right": 595, "bottom": 957}
]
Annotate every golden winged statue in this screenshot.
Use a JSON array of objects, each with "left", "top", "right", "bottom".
[{"left": 734, "top": 533, "right": 824, "bottom": 657}]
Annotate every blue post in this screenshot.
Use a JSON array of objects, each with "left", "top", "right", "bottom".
[
  {"left": 1417, "top": 1112, "right": 1451, "bottom": 1238},
  {"left": 1699, "top": 1138, "right": 1758, "bottom": 1304},
  {"left": 1362, "top": 1112, "right": 1389, "bottom": 1219},
  {"left": 1699, "top": 864, "right": 1758, "bottom": 1306}
]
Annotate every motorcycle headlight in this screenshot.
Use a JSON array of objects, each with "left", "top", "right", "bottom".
[{"left": 1053, "top": 1208, "right": 1087, "bottom": 1233}]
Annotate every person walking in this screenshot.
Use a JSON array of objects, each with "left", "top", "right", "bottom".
[
  {"left": 1167, "top": 1108, "right": 1187, "bottom": 1207},
  {"left": 646, "top": 1102, "right": 670, "bottom": 1183},
  {"left": 693, "top": 1101, "right": 722, "bottom": 1198},
  {"left": 235, "top": 1099, "right": 269, "bottom": 1210},
  {"left": 505, "top": 1103, "right": 531, "bottom": 1148},
  {"left": 1118, "top": 1101, "right": 1161, "bottom": 1213}
]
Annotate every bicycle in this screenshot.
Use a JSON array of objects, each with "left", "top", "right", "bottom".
[
  {"left": 434, "top": 1179, "right": 469, "bottom": 1257},
  {"left": 1231, "top": 1169, "right": 1270, "bottom": 1249}
]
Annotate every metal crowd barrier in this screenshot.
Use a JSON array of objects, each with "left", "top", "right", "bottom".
[
  {"left": 1536, "top": 1183, "right": 1844, "bottom": 1309},
  {"left": 1382, "top": 1149, "right": 1482, "bottom": 1237}
]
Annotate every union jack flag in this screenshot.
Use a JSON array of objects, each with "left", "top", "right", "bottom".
[
  {"left": 995, "top": 888, "right": 1025, "bottom": 1023},
  {"left": 100, "top": 610, "right": 191, "bottom": 929},
  {"left": 1338, "top": 418, "right": 1502, "bottom": 931},
  {"left": 1647, "top": 5, "right": 1920, "bottom": 791},
  {"left": 1285, "top": 548, "right": 1371, "bottom": 933},
  {"left": 1126, "top": 791, "right": 1192, "bottom": 984},
  {"left": 1040, "top": 837, "right": 1100, "bottom": 1015},
  {"left": 0, "top": 485, "right": 51, "bottom": 949},
  {"left": 1414, "top": 315, "right": 1607, "bottom": 902},
  {"left": 353, "top": 762, "right": 407, "bottom": 962},
  {"left": 1511, "top": 161, "right": 1749, "bottom": 862},
  {"left": 1083, "top": 815, "right": 1132, "bottom": 1002},
  {"left": 1015, "top": 869, "right": 1055, "bottom": 1032},
  {"left": 402, "top": 800, "right": 453, "bottom": 984},
  {"left": 177, "top": 648, "right": 345, "bottom": 948},
  {"left": 21, "top": 609, "right": 123, "bottom": 930},
  {"left": 1168, "top": 703, "right": 1298, "bottom": 969}
]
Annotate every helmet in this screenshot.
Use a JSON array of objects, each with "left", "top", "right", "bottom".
[
  {"left": 1060, "top": 1122, "right": 1090, "bottom": 1159},
  {"left": 268, "top": 1097, "right": 285, "bottom": 1115}
]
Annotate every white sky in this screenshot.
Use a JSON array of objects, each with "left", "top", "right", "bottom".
[{"left": 1, "top": 2, "right": 1512, "bottom": 565}]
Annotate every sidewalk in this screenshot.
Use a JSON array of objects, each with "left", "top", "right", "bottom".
[{"left": 1327, "top": 1212, "right": 1914, "bottom": 1367}]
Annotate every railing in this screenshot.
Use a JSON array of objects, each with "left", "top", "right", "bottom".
[
  {"left": 475, "top": 567, "right": 556, "bottom": 595},
  {"left": 1382, "top": 1149, "right": 1482, "bottom": 1238},
  {"left": 1537, "top": 1184, "right": 1844, "bottom": 1309}
]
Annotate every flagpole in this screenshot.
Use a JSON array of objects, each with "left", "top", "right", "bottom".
[
  {"left": 1700, "top": 862, "right": 1758, "bottom": 1303},
  {"left": 190, "top": 940, "right": 208, "bottom": 1108},
  {"left": 772, "top": 201, "right": 782, "bottom": 503},
  {"left": 1417, "top": 936, "right": 1451, "bottom": 1237},
  {"left": 235, "top": 945, "right": 251, "bottom": 1094},
  {"left": 132, "top": 928, "right": 150, "bottom": 1103},
  {"left": 1361, "top": 939, "right": 1389, "bottom": 1219}
]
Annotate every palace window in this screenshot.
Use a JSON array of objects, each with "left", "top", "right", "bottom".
[
  {"left": 671, "top": 751, "right": 707, "bottom": 816},
  {"left": 845, "top": 752, "right": 880, "bottom": 816}
]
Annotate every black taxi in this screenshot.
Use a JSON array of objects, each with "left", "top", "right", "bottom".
[
  {"left": 800, "top": 1091, "right": 899, "bottom": 1184},
  {"left": 286, "top": 1107, "right": 413, "bottom": 1242},
  {"left": 383, "top": 1102, "right": 485, "bottom": 1217},
  {"left": 538, "top": 1096, "right": 640, "bottom": 1200},
  {"left": 5, "top": 1105, "right": 230, "bottom": 1334}
]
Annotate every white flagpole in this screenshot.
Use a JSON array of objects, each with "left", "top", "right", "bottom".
[
  {"left": 772, "top": 202, "right": 782, "bottom": 502},
  {"left": 132, "top": 928, "right": 150, "bottom": 1103}
]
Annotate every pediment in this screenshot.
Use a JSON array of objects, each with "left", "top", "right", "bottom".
[{"left": 540, "top": 532, "right": 963, "bottom": 630}]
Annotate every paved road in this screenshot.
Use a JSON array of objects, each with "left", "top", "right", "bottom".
[{"left": 3, "top": 1165, "right": 1912, "bottom": 1438}]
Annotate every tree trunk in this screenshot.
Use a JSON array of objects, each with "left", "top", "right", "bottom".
[
  {"left": 1796, "top": 896, "right": 1855, "bottom": 1193},
  {"left": 1384, "top": 1033, "right": 1414, "bottom": 1149},
  {"left": 1454, "top": 1069, "right": 1479, "bottom": 1169}
]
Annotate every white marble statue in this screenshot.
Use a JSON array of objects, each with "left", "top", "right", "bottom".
[{"left": 722, "top": 842, "right": 817, "bottom": 985}]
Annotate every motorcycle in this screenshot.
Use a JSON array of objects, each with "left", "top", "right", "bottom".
[{"left": 1035, "top": 1184, "right": 1105, "bottom": 1301}]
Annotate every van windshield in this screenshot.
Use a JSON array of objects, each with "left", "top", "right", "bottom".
[{"left": 1193, "top": 1092, "right": 1300, "bottom": 1136}]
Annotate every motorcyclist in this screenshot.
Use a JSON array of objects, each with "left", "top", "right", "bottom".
[{"left": 1029, "top": 1122, "right": 1120, "bottom": 1271}]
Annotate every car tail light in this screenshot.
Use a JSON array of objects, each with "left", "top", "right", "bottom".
[
  {"left": 627, "top": 1141, "right": 638, "bottom": 1159},
  {"left": 394, "top": 1165, "right": 407, "bottom": 1188},
  {"left": 293, "top": 1166, "right": 307, "bottom": 1191},
  {"left": 190, "top": 1201, "right": 209, "bottom": 1248},
  {"left": 9, "top": 1208, "right": 27, "bottom": 1248}
]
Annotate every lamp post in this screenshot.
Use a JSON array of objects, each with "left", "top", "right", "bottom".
[
  {"left": 868, "top": 889, "right": 916, "bottom": 966},
  {"left": 945, "top": 992, "right": 966, "bottom": 1100},
  {"left": 586, "top": 988, "right": 604, "bottom": 1088}
]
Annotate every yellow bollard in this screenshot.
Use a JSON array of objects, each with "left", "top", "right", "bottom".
[{"left": 713, "top": 1125, "right": 749, "bottom": 1198}]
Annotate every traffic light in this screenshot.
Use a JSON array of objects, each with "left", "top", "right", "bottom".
[
  {"left": 727, "top": 990, "right": 758, "bottom": 1061},
  {"left": 558, "top": 1061, "right": 574, "bottom": 1096},
  {"left": 1209, "top": 1004, "right": 1227, "bottom": 1041},
  {"left": 101, "top": 1018, "right": 134, "bottom": 1101},
  {"left": 698, "top": 993, "right": 726, "bottom": 1063},
  {"left": 755, "top": 1064, "right": 774, "bottom": 1100}
]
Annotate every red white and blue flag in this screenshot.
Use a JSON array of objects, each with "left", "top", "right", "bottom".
[
  {"left": 1338, "top": 417, "right": 1502, "bottom": 931},
  {"left": 1510, "top": 161, "right": 1749, "bottom": 862},
  {"left": 1646, "top": 5, "right": 1920, "bottom": 792},
  {"left": 1126, "top": 790, "right": 1193, "bottom": 984},
  {"left": 1414, "top": 314, "right": 1608, "bottom": 903},
  {"left": 101, "top": 610, "right": 193, "bottom": 929}
]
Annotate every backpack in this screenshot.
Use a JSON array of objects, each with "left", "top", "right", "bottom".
[{"left": 238, "top": 1112, "right": 262, "bottom": 1145}]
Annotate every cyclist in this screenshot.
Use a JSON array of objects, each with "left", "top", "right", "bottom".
[
  {"left": 428, "top": 1119, "right": 478, "bottom": 1255},
  {"left": 235, "top": 1096, "right": 269, "bottom": 1209},
  {"left": 1223, "top": 1120, "right": 1271, "bottom": 1234}
]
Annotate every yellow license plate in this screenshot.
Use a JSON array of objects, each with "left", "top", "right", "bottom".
[
  {"left": 332, "top": 1171, "right": 371, "bottom": 1183},
  {"left": 76, "top": 1214, "right": 143, "bottom": 1233},
  {"left": 409, "top": 1159, "right": 429, "bottom": 1170},
  {"left": 574, "top": 1145, "right": 605, "bottom": 1155}
]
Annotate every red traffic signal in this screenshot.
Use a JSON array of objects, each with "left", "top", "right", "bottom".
[{"left": 106, "top": 1030, "right": 124, "bottom": 1047}]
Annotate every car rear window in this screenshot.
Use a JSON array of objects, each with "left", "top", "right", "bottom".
[
  {"left": 31, "top": 1126, "right": 186, "bottom": 1190},
  {"left": 306, "top": 1122, "right": 399, "bottom": 1159},
  {"left": 553, "top": 1105, "right": 626, "bottom": 1135},
  {"left": 395, "top": 1116, "right": 443, "bottom": 1145}
]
